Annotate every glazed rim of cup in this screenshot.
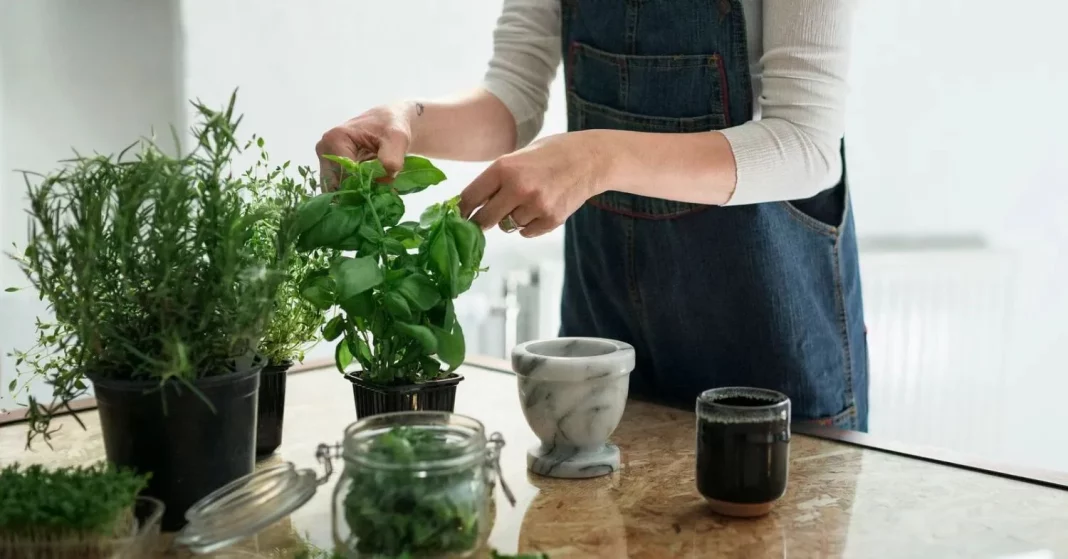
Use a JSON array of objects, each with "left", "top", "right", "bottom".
[{"left": 697, "top": 387, "right": 790, "bottom": 411}]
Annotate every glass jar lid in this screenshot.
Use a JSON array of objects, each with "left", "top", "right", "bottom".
[{"left": 173, "top": 462, "right": 318, "bottom": 555}]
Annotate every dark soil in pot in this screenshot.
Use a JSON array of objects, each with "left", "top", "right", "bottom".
[
  {"left": 345, "top": 373, "right": 464, "bottom": 418},
  {"left": 255, "top": 360, "right": 292, "bottom": 459},
  {"left": 89, "top": 366, "right": 261, "bottom": 531}
]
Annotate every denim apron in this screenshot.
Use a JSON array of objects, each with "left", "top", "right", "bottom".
[{"left": 558, "top": 0, "right": 869, "bottom": 430}]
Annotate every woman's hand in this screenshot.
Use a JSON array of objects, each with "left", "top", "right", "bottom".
[
  {"left": 459, "top": 131, "right": 608, "bottom": 238},
  {"left": 315, "top": 103, "right": 417, "bottom": 190}
]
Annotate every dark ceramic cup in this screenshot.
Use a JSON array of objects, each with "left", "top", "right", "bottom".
[{"left": 695, "top": 387, "right": 791, "bottom": 517}]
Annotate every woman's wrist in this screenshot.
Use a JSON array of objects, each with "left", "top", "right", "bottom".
[
  {"left": 394, "top": 92, "right": 517, "bottom": 161},
  {"left": 585, "top": 129, "right": 738, "bottom": 206}
]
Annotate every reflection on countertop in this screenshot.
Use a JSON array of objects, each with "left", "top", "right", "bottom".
[{"left": 2, "top": 365, "right": 1067, "bottom": 558}]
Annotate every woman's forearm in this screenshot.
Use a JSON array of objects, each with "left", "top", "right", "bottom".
[
  {"left": 591, "top": 129, "right": 739, "bottom": 206},
  {"left": 402, "top": 88, "right": 518, "bottom": 162}
]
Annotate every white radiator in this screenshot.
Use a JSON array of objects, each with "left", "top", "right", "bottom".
[{"left": 859, "top": 238, "right": 1016, "bottom": 456}]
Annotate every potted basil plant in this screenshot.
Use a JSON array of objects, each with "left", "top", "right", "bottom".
[
  {"left": 244, "top": 137, "right": 332, "bottom": 457},
  {"left": 10, "top": 93, "right": 297, "bottom": 530},
  {"left": 294, "top": 155, "right": 486, "bottom": 417}
]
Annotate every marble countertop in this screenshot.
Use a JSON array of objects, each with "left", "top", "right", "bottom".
[{"left": 2, "top": 363, "right": 1067, "bottom": 558}]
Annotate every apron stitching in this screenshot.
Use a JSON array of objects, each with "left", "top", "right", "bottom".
[
  {"left": 587, "top": 197, "right": 712, "bottom": 220},
  {"left": 712, "top": 54, "right": 731, "bottom": 127},
  {"left": 832, "top": 215, "right": 857, "bottom": 422}
]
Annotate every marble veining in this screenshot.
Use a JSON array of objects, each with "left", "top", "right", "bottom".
[{"left": 513, "top": 338, "right": 635, "bottom": 479}]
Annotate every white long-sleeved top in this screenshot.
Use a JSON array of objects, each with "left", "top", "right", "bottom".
[{"left": 481, "top": 0, "right": 858, "bottom": 206}]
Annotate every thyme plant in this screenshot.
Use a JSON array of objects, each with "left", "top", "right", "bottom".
[{"left": 243, "top": 136, "right": 331, "bottom": 365}]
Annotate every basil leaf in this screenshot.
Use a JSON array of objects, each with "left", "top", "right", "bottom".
[
  {"left": 298, "top": 206, "right": 362, "bottom": 251},
  {"left": 429, "top": 228, "right": 461, "bottom": 297},
  {"left": 349, "top": 336, "right": 372, "bottom": 364},
  {"left": 383, "top": 292, "right": 413, "bottom": 321},
  {"left": 331, "top": 256, "right": 383, "bottom": 301},
  {"left": 360, "top": 159, "right": 388, "bottom": 182},
  {"left": 419, "top": 356, "right": 442, "bottom": 379},
  {"left": 293, "top": 192, "right": 335, "bottom": 235},
  {"left": 395, "top": 273, "right": 441, "bottom": 311},
  {"left": 371, "top": 191, "right": 405, "bottom": 227},
  {"left": 322, "top": 315, "right": 345, "bottom": 341},
  {"left": 321, "top": 154, "right": 361, "bottom": 174},
  {"left": 339, "top": 291, "right": 375, "bottom": 319},
  {"left": 335, "top": 339, "right": 353, "bottom": 372},
  {"left": 447, "top": 216, "right": 482, "bottom": 268},
  {"left": 388, "top": 222, "right": 423, "bottom": 249},
  {"left": 391, "top": 156, "right": 447, "bottom": 194},
  {"left": 394, "top": 323, "right": 438, "bottom": 355},
  {"left": 419, "top": 203, "right": 445, "bottom": 229},
  {"left": 431, "top": 322, "right": 465, "bottom": 370},
  {"left": 381, "top": 237, "right": 408, "bottom": 256},
  {"left": 299, "top": 271, "right": 335, "bottom": 310},
  {"left": 358, "top": 224, "right": 383, "bottom": 244}
]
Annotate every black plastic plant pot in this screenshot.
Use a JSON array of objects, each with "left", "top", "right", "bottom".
[
  {"left": 255, "top": 360, "right": 292, "bottom": 459},
  {"left": 345, "top": 373, "right": 464, "bottom": 418},
  {"left": 89, "top": 366, "right": 262, "bottom": 532}
]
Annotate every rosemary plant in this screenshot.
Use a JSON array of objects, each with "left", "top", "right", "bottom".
[{"left": 9, "top": 92, "right": 297, "bottom": 447}]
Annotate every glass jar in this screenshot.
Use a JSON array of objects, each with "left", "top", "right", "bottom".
[
  {"left": 327, "top": 412, "right": 510, "bottom": 558},
  {"left": 173, "top": 411, "right": 512, "bottom": 558}
]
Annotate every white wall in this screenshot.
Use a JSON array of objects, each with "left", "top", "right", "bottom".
[
  {"left": 178, "top": 0, "right": 570, "bottom": 362},
  {"left": 844, "top": 0, "right": 1068, "bottom": 473},
  {"left": 0, "top": 0, "right": 184, "bottom": 411}
]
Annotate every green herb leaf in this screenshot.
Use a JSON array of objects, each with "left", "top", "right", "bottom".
[
  {"left": 331, "top": 256, "right": 383, "bottom": 301},
  {"left": 321, "top": 154, "right": 361, "bottom": 175},
  {"left": 322, "top": 315, "right": 345, "bottom": 342},
  {"left": 419, "top": 356, "right": 442, "bottom": 379},
  {"left": 429, "top": 228, "right": 461, "bottom": 297},
  {"left": 382, "top": 292, "right": 413, "bottom": 321},
  {"left": 294, "top": 192, "right": 335, "bottom": 234},
  {"left": 298, "top": 206, "right": 362, "bottom": 251},
  {"left": 395, "top": 273, "right": 441, "bottom": 311},
  {"left": 394, "top": 323, "right": 437, "bottom": 355},
  {"left": 490, "top": 551, "right": 550, "bottom": 559},
  {"left": 391, "top": 156, "right": 447, "bottom": 194},
  {"left": 4, "top": 287, "right": 20, "bottom": 293},
  {"left": 7, "top": 379, "right": 15, "bottom": 392},
  {"left": 371, "top": 192, "right": 405, "bottom": 227},
  {"left": 381, "top": 237, "right": 408, "bottom": 256},
  {"left": 335, "top": 338, "right": 353, "bottom": 372},
  {"left": 387, "top": 222, "right": 423, "bottom": 249},
  {"left": 300, "top": 272, "right": 336, "bottom": 310},
  {"left": 447, "top": 216, "right": 481, "bottom": 268},
  {"left": 357, "top": 224, "right": 383, "bottom": 244},
  {"left": 432, "top": 322, "right": 465, "bottom": 370},
  {"left": 419, "top": 203, "right": 445, "bottom": 229},
  {"left": 359, "top": 159, "right": 388, "bottom": 182},
  {"left": 349, "top": 336, "right": 372, "bottom": 364},
  {"left": 339, "top": 291, "right": 375, "bottom": 319}
]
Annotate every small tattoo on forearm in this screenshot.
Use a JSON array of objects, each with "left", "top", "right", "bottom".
[{"left": 415, "top": 102, "right": 425, "bottom": 116}]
